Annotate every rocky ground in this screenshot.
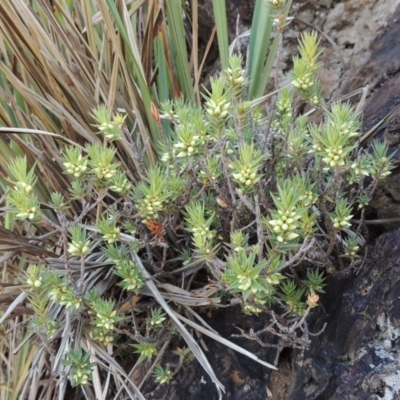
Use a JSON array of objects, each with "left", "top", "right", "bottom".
[{"left": 143, "top": 1, "right": 400, "bottom": 399}]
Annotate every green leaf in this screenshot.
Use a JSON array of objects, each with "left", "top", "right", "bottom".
[
  {"left": 212, "top": 0, "right": 229, "bottom": 71},
  {"left": 165, "top": 0, "right": 195, "bottom": 102}
]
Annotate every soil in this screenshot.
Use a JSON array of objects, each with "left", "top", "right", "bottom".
[{"left": 146, "top": 1, "right": 400, "bottom": 399}]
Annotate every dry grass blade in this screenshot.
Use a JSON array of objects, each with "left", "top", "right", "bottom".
[
  {"left": 0, "top": 284, "right": 27, "bottom": 301},
  {"left": 140, "top": 281, "right": 221, "bottom": 307},
  {"left": 183, "top": 305, "right": 219, "bottom": 334},
  {"left": 0, "top": 317, "right": 36, "bottom": 400},
  {"left": 0, "top": 127, "right": 86, "bottom": 147},
  {"left": 82, "top": 339, "right": 147, "bottom": 400},
  {"left": 131, "top": 250, "right": 225, "bottom": 396},
  {"left": 0, "top": 225, "right": 58, "bottom": 258},
  {"left": 360, "top": 100, "right": 400, "bottom": 144},
  {"left": 0, "top": 292, "right": 26, "bottom": 325},
  {"left": 0, "top": 0, "right": 164, "bottom": 180},
  {"left": 19, "top": 345, "right": 50, "bottom": 400},
  {"left": 175, "top": 312, "right": 278, "bottom": 370}
]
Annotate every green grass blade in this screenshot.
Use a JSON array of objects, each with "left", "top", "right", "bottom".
[
  {"left": 255, "top": 0, "right": 293, "bottom": 98},
  {"left": 248, "top": 0, "right": 275, "bottom": 99},
  {"left": 165, "top": 0, "right": 195, "bottom": 103},
  {"left": 102, "top": 0, "right": 161, "bottom": 147},
  {"left": 256, "top": 32, "right": 281, "bottom": 98},
  {"left": 212, "top": 0, "right": 229, "bottom": 71},
  {"left": 154, "top": 32, "right": 171, "bottom": 104}
]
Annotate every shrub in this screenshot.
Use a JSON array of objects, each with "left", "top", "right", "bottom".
[{"left": 0, "top": 0, "right": 393, "bottom": 398}]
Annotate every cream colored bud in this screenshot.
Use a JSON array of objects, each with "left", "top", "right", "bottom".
[{"left": 307, "top": 293, "right": 319, "bottom": 308}]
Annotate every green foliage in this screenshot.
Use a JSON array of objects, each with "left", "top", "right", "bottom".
[
  {"left": 62, "top": 147, "right": 88, "bottom": 179},
  {"left": 62, "top": 348, "right": 95, "bottom": 387},
  {"left": 231, "top": 143, "right": 265, "bottom": 192},
  {"left": 304, "top": 270, "right": 326, "bottom": 294},
  {"left": 147, "top": 308, "right": 167, "bottom": 329},
  {"left": 204, "top": 77, "right": 231, "bottom": 121},
  {"left": 173, "top": 346, "right": 195, "bottom": 368},
  {"left": 292, "top": 31, "right": 322, "bottom": 104},
  {"left": 8, "top": 190, "right": 40, "bottom": 221},
  {"left": 184, "top": 202, "right": 219, "bottom": 259},
  {"left": 132, "top": 342, "right": 158, "bottom": 363},
  {"left": 134, "top": 166, "right": 172, "bottom": 221},
  {"left": 371, "top": 141, "right": 394, "bottom": 179},
  {"left": 153, "top": 365, "right": 174, "bottom": 385},
  {"left": 279, "top": 280, "right": 306, "bottom": 314},
  {"left": 266, "top": 181, "right": 307, "bottom": 243},
  {"left": 86, "top": 144, "right": 120, "bottom": 183},
  {"left": 223, "top": 248, "right": 268, "bottom": 301},
  {"left": 8, "top": 156, "right": 38, "bottom": 195},
  {"left": 7, "top": 156, "right": 40, "bottom": 221},
  {"left": 68, "top": 225, "right": 91, "bottom": 257},
  {"left": 104, "top": 245, "right": 145, "bottom": 293},
  {"left": 90, "top": 298, "right": 122, "bottom": 345},
  {"left": 92, "top": 105, "right": 126, "bottom": 141},
  {"left": 98, "top": 215, "right": 121, "bottom": 244},
  {"left": 330, "top": 199, "right": 353, "bottom": 230},
  {"left": 48, "top": 277, "right": 83, "bottom": 311}
]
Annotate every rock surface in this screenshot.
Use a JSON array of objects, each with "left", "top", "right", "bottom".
[
  {"left": 198, "top": 0, "right": 400, "bottom": 103},
  {"left": 281, "top": 229, "right": 400, "bottom": 399}
]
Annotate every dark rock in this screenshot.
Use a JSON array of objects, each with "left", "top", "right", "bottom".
[
  {"left": 280, "top": 229, "right": 400, "bottom": 399},
  {"left": 358, "top": 8, "right": 400, "bottom": 133}
]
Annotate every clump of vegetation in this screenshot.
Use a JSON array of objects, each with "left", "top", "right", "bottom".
[{"left": 0, "top": 0, "right": 393, "bottom": 398}]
